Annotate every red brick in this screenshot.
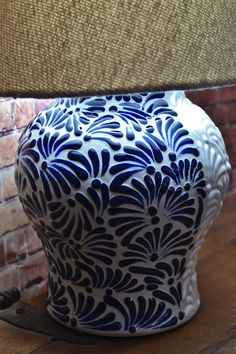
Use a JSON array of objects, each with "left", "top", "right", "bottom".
[
  {"left": 0, "top": 264, "right": 19, "bottom": 292},
  {"left": 21, "top": 278, "right": 47, "bottom": 303},
  {"left": 205, "top": 106, "right": 225, "bottom": 127},
  {"left": 227, "top": 147, "right": 236, "bottom": 167},
  {"left": 186, "top": 86, "right": 236, "bottom": 107},
  {"left": 5, "top": 228, "right": 27, "bottom": 263},
  {"left": 0, "top": 238, "right": 5, "bottom": 268},
  {"left": 0, "top": 99, "right": 14, "bottom": 132},
  {"left": 187, "top": 88, "right": 218, "bottom": 107},
  {"left": 0, "top": 132, "right": 21, "bottom": 168},
  {"left": 217, "top": 86, "right": 236, "bottom": 103},
  {"left": 2, "top": 166, "right": 18, "bottom": 200},
  {"left": 18, "top": 251, "right": 48, "bottom": 290},
  {"left": 0, "top": 198, "right": 29, "bottom": 236},
  {"left": 212, "top": 103, "right": 236, "bottom": 126},
  {"left": 34, "top": 99, "right": 52, "bottom": 115},
  {"left": 230, "top": 168, "right": 236, "bottom": 190},
  {"left": 15, "top": 98, "right": 35, "bottom": 129},
  {"left": 227, "top": 170, "right": 234, "bottom": 193},
  {"left": 25, "top": 225, "right": 43, "bottom": 254},
  {"left": 203, "top": 106, "right": 224, "bottom": 127},
  {"left": 233, "top": 169, "right": 236, "bottom": 189},
  {"left": 227, "top": 168, "right": 235, "bottom": 193},
  {"left": 224, "top": 190, "right": 236, "bottom": 206},
  {"left": 220, "top": 126, "right": 236, "bottom": 149},
  {"left": 0, "top": 174, "right": 3, "bottom": 203}
]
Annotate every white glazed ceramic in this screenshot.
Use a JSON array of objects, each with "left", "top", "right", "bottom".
[{"left": 15, "top": 91, "right": 230, "bottom": 336}]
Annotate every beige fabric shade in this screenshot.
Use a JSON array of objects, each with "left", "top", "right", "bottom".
[{"left": 0, "top": 0, "right": 236, "bottom": 97}]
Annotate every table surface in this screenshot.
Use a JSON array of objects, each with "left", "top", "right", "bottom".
[{"left": 0, "top": 205, "right": 236, "bottom": 354}]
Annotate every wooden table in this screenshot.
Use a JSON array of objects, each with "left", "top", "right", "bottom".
[{"left": 1, "top": 205, "right": 236, "bottom": 354}]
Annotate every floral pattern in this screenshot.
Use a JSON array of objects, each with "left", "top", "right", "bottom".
[{"left": 15, "top": 91, "right": 230, "bottom": 335}]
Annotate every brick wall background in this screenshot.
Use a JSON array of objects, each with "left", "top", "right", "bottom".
[
  {"left": 0, "top": 87, "right": 235, "bottom": 301},
  {"left": 0, "top": 98, "right": 51, "bottom": 301}
]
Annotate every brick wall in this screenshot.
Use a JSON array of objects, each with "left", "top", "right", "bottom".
[
  {"left": 0, "top": 98, "right": 51, "bottom": 301},
  {"left": 0, "top": 87, "right": 235, "bottom": 301}
]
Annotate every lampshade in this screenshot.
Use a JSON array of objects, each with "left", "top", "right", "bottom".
[{"left": 0, "top": 0, "right": 236, "bottom": 97}]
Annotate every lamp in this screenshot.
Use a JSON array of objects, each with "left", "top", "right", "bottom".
[{"left": 2, "top": 0, "right": 235, "bottom": 336}]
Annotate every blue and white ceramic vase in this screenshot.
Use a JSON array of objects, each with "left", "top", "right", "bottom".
[{"left": 15, "top": 91, "right": 230, "bottom": 336}]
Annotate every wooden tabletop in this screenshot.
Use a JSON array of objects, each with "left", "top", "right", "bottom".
[{"left": 1, "top": 205, "right": 236, "bottom": 354}]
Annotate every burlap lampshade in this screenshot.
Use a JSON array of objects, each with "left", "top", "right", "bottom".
[{"left": 0, "top": 0, "right": 236, "bottom": 97}]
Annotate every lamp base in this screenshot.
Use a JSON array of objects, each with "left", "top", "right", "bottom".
[{"left": 15, "top": 91, "right": 230, "bottom": 336}]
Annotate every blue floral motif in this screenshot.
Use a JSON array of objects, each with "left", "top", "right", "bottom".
[
  {"left": 37, "top": 224, "right": 117, "bottom": 266},
  {"left": 15, "top": 137, "right": 40, "bottom": 193},
  {"left": 153, "top": 282, "right": 183, "bottom": 307},
  {"left": 119, "top": 224, "right": 193, "bottom": 268},
  {"left": 104, "top": 295, "right": 179, "bottom": 333},
  {"left": 109, "top": 116, "right": 200, "bottom": 190},
  {"left": 162, "top": 158, "right": 206, "bottom": 194},
  {"left": 118, "top": 224, "right": 192, "bottom": 300},
  {"left": 47, "top": 277, "right": 122, "bottom": 331},
  {"left": 16, "top": 131, "right": 83, "bottom": 201},
  {"left": 47, "top": 200, "right": 83, "bottom": 239},
  {"left": 47, "top": 257, "right": 85, "bottom": 285},
  {"left": 155, "top": 116, "right": 199, "bottom": 158},
  {"left": 109, "top": 137, "right": 167, "bottom": 186},
  {"left": 109, "top": 172, "right": 197, "bottom": 245},
  {"left": 47, "top": 179, "right": 110, "bottom": 234},
  {"left": 66, "top": 288, "right": 122, "bottom": 331},
  {"left": 73, "top": 264, "right": 145, "bottom": 293},
  {"left": 77, "top": 227, "right": 117, "bottom": 266},
  {"left": 30, "top": 105, "right": 75, "bottom": 131},
  {"left": 162, "top": 158, "right": 206, "bottom": 227},
  {"left": 82, "top": 116, "right": 122, "bottom": 150},
  {"left": 20, "top": 190, "right": 47, "bottom": 222},
  {"left": 15, "top": 91, "right": 207, "bottom": 334},
  {"left": 46, "top": 275, "right": 69, "bottom": 323}
]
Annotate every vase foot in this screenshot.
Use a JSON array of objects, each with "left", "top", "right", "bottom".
[{"left": 46, "top": 295, "right": 200, "bottom": 337}]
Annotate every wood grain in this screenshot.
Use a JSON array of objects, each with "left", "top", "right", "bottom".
[{"left": 0, "top": 320, "right": 50, "bottom": 354}]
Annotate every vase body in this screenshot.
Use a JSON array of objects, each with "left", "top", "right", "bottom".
[{"left": 15, "top": 91, "right": 230, "bottom": 336}]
